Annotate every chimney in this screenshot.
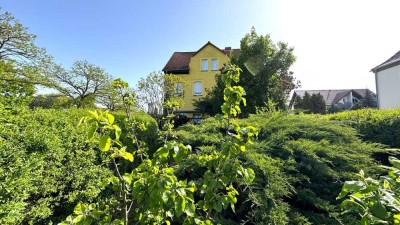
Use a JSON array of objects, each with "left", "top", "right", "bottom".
[{"left": 224, "top": 47, "right": 231, "bottom": 50}]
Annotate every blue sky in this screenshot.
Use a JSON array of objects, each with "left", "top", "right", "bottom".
[
  {"left": 3, "top": 0, "right": 280, "bottom": 88},
  {"left": 3, "top": 0, "right": 400, "bottom": 92}
]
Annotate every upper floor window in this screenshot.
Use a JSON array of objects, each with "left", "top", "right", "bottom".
[
  {"left": 211, "top": 58, "right": 218, "bottom": 71},
  {"left": 193, "top": 81, "right": 202, "bottom": 96},
  {"left": 201, "top": 59, "right": 208, "bottom": 71}
]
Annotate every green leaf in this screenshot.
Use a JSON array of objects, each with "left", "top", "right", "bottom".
[
  {"left": 174, "top": 197, "right": 185, "bottom": 217},
  {"left": 120, "top": 151, "right": 134, "bottom": 162},
  {"left": 88, "top": 110, "right": 99, "bottom": 120},
  {"left": 162, "top": 191, "right": 171, "bottom": 203},
  {"left": 113, "top": 125, "right": 121, "bottom": 140},
  {"left": 74, "top": 203, "right": 87, "bottom": 215},
  {"left": 389, "top": 157, "right": 400, "bottom": 169},
  {"left": 73, "top": 215, "right": 84, "bottom": 223},
  {"left": 213, "top": 201, "right": 222, "bottom": 212},
  {"left": 371, "top": 202, "right": 387, "bottom": 220},
  {"left": 106, "top": 113, "right": 115, "bottom": 124},
  {"left": 185, "top": 202, "right": 195, "bottom": 217},
  {"left": 123, "top": 173, "right": 132, "bottom": 185},
  {"left": 88, "top": 124, "right": 97, "bottom": 140},
  {"left": 361, "top": 215, "right": 369, "bottom": 225},
  {"left": 156, "top": 146, "right": 169, "bottom": 160},
  {"left": 99, "top": 135, "right": 111, "bottom": 151}
]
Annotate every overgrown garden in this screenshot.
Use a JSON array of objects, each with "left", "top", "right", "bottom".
[{"left": 2, "top": 7, "right": 400, "bottom": 225}]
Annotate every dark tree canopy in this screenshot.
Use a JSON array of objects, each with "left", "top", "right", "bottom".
[
  {"left": 195, "top": 27, "right": 299, "bottom": 116},
  {"left": 294, "top": 92, "right": 327, "bottom": 114},
  {"left": 362, "top": 89, "right": 377, "bottom": 108}
]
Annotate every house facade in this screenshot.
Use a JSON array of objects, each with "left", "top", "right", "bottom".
[
  {"left": 162, "top": 42, "right": 239, "bottom": 119},
  {"left": 289, "top": 89, "right": 375, "bottom": 110},
  {"left": 371, "top": 50, "right": 400, "bottom": 109}
]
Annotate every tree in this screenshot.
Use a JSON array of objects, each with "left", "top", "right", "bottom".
[
  {"left": 234, "top": 27, "right": 299, "bottom": 114},
  {"left": 294, "top": 92, "right": 326, "bottom": 114},
  {"left": 50, "top": 60, "right": 112, "bottom": 108},
  {"left": 310, "top": 93, "right": 326, "bottom": 114},
  {"left": 362, "top": 89, "right": 377, "bottom": 108},
  {"left": 0, "top": 9, "right": 53, "bottom": 87},
  {"left": 136, "top": 72, "right": 184, "bottom": 116},
  {"left": 0, "top": 60, "right": 35, "bottom": 107},
  {"left": 96, "top": 82, "right": 125, "bottom": 111},
  {"left": 195, "top": 27, "right": 299, "bottom": 116}
]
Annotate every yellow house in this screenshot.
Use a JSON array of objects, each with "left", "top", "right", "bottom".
[{"left": 162, "top": 42, "right": 239, "bottom": 120}]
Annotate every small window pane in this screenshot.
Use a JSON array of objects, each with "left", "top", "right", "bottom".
[
  {"left": 175, "top": 83, "right": 183, "bottom": 96},
  {"left": 201, "top": 59, "right": 208, "bottom": 71},
  {"left": 212, "top": 58, "right": 218, "bottom": 70},
  {"left": 194, "top": 81, "right": 202, "bottom": 95}
]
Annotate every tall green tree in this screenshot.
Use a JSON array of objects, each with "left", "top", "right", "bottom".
[
  {"left": 233, "top": 27, "right": 298, "bottom": 114},
  {"left": 195, "top": 27, "right": 299, "bottom": 116}
]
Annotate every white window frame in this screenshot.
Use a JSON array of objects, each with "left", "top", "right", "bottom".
[
  {"left": 211, "top": 58, "right": 218, "bottom": 71},
  {"left": 201, "top": 59, "right": 208, "bottom": 71},
  {"left": 193, "top": 81, "right": 202, "bottom": 96}
]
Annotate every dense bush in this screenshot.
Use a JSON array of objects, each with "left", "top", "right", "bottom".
[
  {"left": 327, "top": 108, "right": 400, "bottom": 148},
  {"left": 174, "top": 112, "right": 385, "bottom": 225},
  {"left": 0, "top": 107, "right": 158, "bottom": 224}
]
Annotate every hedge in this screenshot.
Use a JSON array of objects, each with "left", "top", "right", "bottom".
[
  {"left": 327, "top": 108, "right": 400, "bottom": 148},
  {"left": 174, "top": 112, "right": 384, "bottom": 225},
  {"left": 0, "top": 107, "right": 158, "bottom": 224}
]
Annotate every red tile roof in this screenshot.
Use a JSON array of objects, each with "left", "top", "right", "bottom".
[
  {"left": 371, "top": 50, "right": 400, "bottom": 72},
  {"left": 162, "top": 52, "right": 195, "bottom": 74},
  {"left": 162, "top": 42, "right": 240, "bottom": 74}
]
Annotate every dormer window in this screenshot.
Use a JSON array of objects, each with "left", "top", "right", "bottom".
[
  {"left": 201, "top": 59, "right": 208, "bottom": 71},
  {"left": 212, "top": 58, "right": 218, "bottom": 71}
]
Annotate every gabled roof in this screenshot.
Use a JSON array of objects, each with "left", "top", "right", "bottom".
[
  {"left": 162, "top": 42, "right": 240, "bottom": 74},
  {"left": 291, "top": 89, "right": 374, "bottom": 107},
  {"left": 371, "top": 50, "right": 400, "bottom": 73}
]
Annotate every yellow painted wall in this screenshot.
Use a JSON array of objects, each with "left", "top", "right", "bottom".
[{"left": 178, "top": 44, "right": 230, "bottom": 113}]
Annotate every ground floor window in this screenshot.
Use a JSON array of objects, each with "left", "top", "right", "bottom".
[{"left": 192, "top": 113, "right": 202, "bottom": 124}]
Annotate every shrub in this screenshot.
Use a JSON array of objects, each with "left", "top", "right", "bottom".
[
  {"left": 174, "top": 112, "right": 384, "bottom": 224},
  {"left": 0, "top": 107, "right": 158, "bottom": 224},
  {"left": 327, "top": 108, "right": 400, "bottom": 148}
]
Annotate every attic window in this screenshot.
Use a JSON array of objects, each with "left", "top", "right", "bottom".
[{"left": 201, "top": 59, "right": 208, "bottom": 71}]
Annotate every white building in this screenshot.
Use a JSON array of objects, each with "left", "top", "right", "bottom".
[{"left": 371, "top": 50, "right": 400, "bottom": 109}]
